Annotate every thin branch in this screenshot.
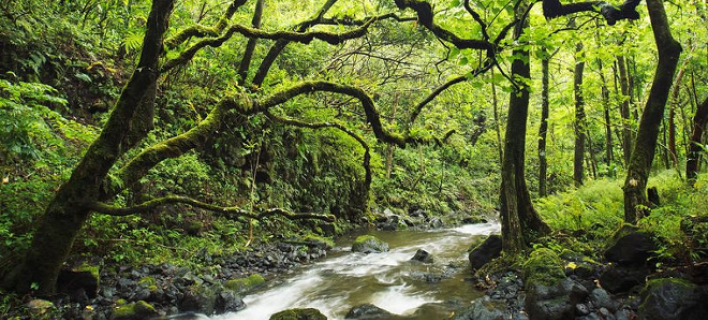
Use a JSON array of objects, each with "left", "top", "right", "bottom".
[{"left": 164, "top": 0, "right": 248, "bottom": 49}]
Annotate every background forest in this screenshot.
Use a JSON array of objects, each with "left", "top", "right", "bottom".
[{"left": 1, "top": 0, "right": 707, "bottom": 318}]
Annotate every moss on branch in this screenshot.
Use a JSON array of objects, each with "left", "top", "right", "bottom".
[
  {"left": 113, "top": 93, "right": 251, "bottom": 192},
  {"left": 164, "top": 0, "right": 248, "bottom": 49},
  {"left": 394, "top": 0, "right": 493, "bottom": 52},
  {"left": 163, "top": 18, "right": 376, "bottom": 72},
  {"left": 85, "top": 196, "right": 335, "bottom": 222}
]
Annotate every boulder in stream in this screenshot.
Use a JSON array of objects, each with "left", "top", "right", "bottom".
[
  {"left": 410, "top": 249, "right": 434, "bottom": 263},
  {"left": 468, "top": 235, "right": 502, "bottom": 270},
  {"left": 345, "top": 304, "right": 396, "bottom": 319},
  {"left": 269, "top": 308, "right": 328, "bottom": 320},
  {"left": 352, "top": 235, "right": 389, "bottom": 253}
]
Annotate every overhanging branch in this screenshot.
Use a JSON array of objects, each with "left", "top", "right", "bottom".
[
  {"left": 162, "top": 18, "right": 376, "bottom": 72},
  {"left": 542, "top": 0, "right": 643, "bottom": 25},
  {"left": 86, "top": 196, "right": 335, "bottom": 222},
  {"left": 394, "top": 0, "right": 493, "bottom": 53}
]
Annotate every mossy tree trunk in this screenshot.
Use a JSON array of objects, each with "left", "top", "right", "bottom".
[
  {"left": 500, "top": 0, "right": 550, "bottom": 253},
  {"left": 623, "top": 0, "right": 682, "bottom": 223},
  {"left": 1, "top": 0, "right": 175, "bottom": 294}
]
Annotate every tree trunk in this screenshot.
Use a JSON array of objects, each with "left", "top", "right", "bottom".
[
  {"left": 617, "top": 56, "right": 634, "bottom": 166},
  {"left": 574, "top": 42, "right": 586, "bottom": 187},
  {"left": 669, "top": 66, "right": 687, "bottom": 168},
  {"left": 623, "top": 0, "right": 682, "bottom": 224},
  {"left": 687, "top": 96, "right": 708, "bottom": 183},
  {"left": 597, "top": 58, "right": 613, "bottom": 168},
  {"left": 1, "top": 0, "right": 175, "bottom": 294},
  {"left": 539, "top": 57, "right": 550, "bottom": 197},
  {"left": 492, "top": 69, "right": 504, "bottom": 165},
  {"left": 385, "top": 94, "right": 399, "bottom": 179},
  {"left": 500, "top": 0, "right": 550, "bottom": 253},
  {"left": 238, "top": 0, "right": 265, "bottom": 85}
]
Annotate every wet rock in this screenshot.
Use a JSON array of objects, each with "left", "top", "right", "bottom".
[
  {"left": 599, "top": 265, "right": 649, "bottom": 294},
  {"left": 112, "top": 300, "right": 159, "bottom": 320},
  {"left": 637, "top": 278, "right": 708, "bottom": 320},
  {"left": 429, "top": 217, "right": 444, "bottom": 229},
  {"left": 352, "top": 235, "right": 389, "bottom": 254},
  {"left": 450, "top": 297, "right": 509, "bottom": 320},
  {"left": 411, "top": 249, "right": 434, "bottom": 263},
  {"left": 575, "top": 303, "right": 590, "bottom": 315},
  {"left": 574, "top": 263, "right": 595, "bottom": 279},
  {"left": 461, "top": 217, "right": 488, "bottom": 224},
  {"left": 164, "top": 312, "right": 211, "bottom": 320},
  {"left": 409, "top": 208, "right": 428, "bottom": 220},
  {"left": 605, "top": 232, "right": 656, "bottom": 266},
  {"left": 525, "top": 278, "right": 589, "bottom": 320},
  {"left": 214, "top": 291, "right": 246, "bottom": 313},
  {"left": 614, "top": 308, "right": 636, "bottom": 320},
  {"left": 178, "top": 284, "right": 221, "bottom": 315},
  {"left": 345, "top": 304, "right": 395, "bottom": 319},
  {"left": 270, "top": 308, "right": 327, "bottom": 320},
  {"left": 224, "top": 274, "right": 265, "bottom": 293},
  {"left": 58, "top": 267, "right": 100, "bottom": 300},
  {"left": 590, "top": 288, "right": 617, "bottom": 312},
  {"left": 468, "top": 235, "right": 502, "bottom": 271}
]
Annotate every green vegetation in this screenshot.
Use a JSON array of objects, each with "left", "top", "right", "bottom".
[{"left": 0, "top": 0, "right": 706, "bottom": 315}]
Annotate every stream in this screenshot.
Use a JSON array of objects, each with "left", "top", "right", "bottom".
[{"left": 212, "top": 222, "right": 500, "bottom": 320}]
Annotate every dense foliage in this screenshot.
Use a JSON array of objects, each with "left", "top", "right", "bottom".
[{"left": 0, "top": 0, "right": 707, "bottom": 309}]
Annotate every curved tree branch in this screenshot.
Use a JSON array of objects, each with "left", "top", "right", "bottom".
[
  {"left": 86, "top": 196, "right": 335, "bottom": 222},
  {"left": 542, "top": 0, "right": 643, "bottom": 25},
  {"left": 393, "top": 0, "right": 493, "bottom": 53},
  {"left": 409, "top": 59, "right": 495, "bottom": 124},
  {"left": 162, "top": 18, "right": 376, "bottom": 72}
]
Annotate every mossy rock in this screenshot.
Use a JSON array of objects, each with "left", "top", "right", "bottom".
[
  {"left": 352, "top": 235, "right": 389, "bottom": 253},
  {"left": 74, "top": 263, "right": 100, "bottom": 283},
  {"left": 269, "top": 308, "right": 327, "bottom": 320},
  {"left": 522, "top": 248, "right": 566, "bottom": 285},
  {"left": 26, "top": 299, "right": 55, "bottom": 319},
  {"left": 301, "top": 235, "right": 335, "bottom": 249},
  {"left": 138, "top": 276, "right": 158, "bottom": 292},
  {"left": 112, "top": 300, "right": 159, "bottom": 320},
  {"left": 224, "top": 274, "right": 265, "bottom": 293},
  {"left": 638, "top": 278, "right": 708, "bottom": 320}
]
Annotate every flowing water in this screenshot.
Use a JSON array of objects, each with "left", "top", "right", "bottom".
[{"left": 212, "top": 222, "right": 500, "bottom": 320}]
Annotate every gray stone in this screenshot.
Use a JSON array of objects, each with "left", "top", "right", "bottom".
[{"left": 637, "top": 278, "right": 708, "bottom": 320}]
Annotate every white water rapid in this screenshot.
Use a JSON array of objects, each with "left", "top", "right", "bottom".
[{"left": 212, "top": 222, "right": 500, "bottom": 320}]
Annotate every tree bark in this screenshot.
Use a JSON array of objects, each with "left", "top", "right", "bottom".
[
  {"left": 574, "top": 42, "right": 586, "bottom": 187},
  {"left": 623, "top": 0, "right": 682, "bottom": 223},
  {"left": 1, "top": 0, "right": 175, "bottom": 294},
  {"left": 597, "top": 58, "right": 613, "bottom": 168},
  {"left": 500, "top": 0, "right": 550, "bottom": 253},
  {"left": 687, "top": 96, "right": 708, "bottom": 183},
  {"left": 237, "top": 0, "right": 265, "bottom": 85},
  {"left": 617, "top": 56, "right": 634, "bottom": 166}
]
